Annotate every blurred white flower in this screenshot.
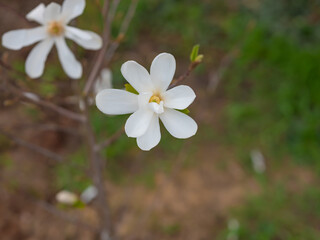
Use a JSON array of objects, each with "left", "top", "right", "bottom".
[
  {"left": 2, "top": 0, "right": 102, "bottom": 79},
  {"left": 94, "top": 68, "right": 112, "bottom": 94},
  {"left": 79, "top": 68, "right": 113, "bottom": 111},
  {"left": 22, "top": 92, "right": 40, "bottom": 102},
  {"left": 96, "top": 53, "right": 198, "bottom": 151},
  {"left": 227, "top": 218, "right": 239, "bottom": 240},
  {"left": 80, "top": 185, "right": 98, "bottom": 204},
  {"left": 250, "top": 149, "right": 266, "bottom": 173},
  {"left": 228, "top": 218, "right": 239, "bottom": 231},
  {"left": 56, "top": 190, "right": 78, "bottom": 205}
]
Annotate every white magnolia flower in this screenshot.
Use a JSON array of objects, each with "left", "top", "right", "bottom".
[
  {"left": 56, "top": 190, "right": 78, "bottom": 205},
  {"left": 79, "top": 68, "right": 112, "bottom": 110},
  {"left": 2, "top": 0, "right": 102, "bottom": 79},
  {"left": 250, "top": 149, "right": 266, "bottom": 173},
  {"left": 94, "top": 68, "right": 112, "bottom": 95},
  {"left": 80, "top": 185, "right": 98, "bottom": 204},
  {"left": 96, "top": 53, "right": 198, "bottom": 151}
]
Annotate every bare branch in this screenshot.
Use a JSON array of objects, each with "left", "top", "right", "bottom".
[
  {"left": 96, "top": 128, "right": 124, "bottom": 151},
  {"left": 207, "top": 49, "right": 238, "bottom": 93},
  {"left": 169, "top": 60, "right": 201, "bottom": 88},
  {"left": 83, "top": 0, "right": 138, "bottom": 96},
  {"left": 82, "top": 98, "right": 113, "bottom": 240},
  {"left": 0, "top": 3, "right": 30, "bottom": 25},
  {"left": 83, "top": 0, "right": 112, "bottom": 96},
  {"left": 0, "top": 128, "right": 64, "bottom": 162},
  {"left": 16, "top": 123, "right": 81, "bottom": 136},
  {"left": 37, "top": 201, "right": 98, "bottom": 232},
  {"left": 2, "top": 81, "right": 86, "bottom": 123},
  {"left": 105, "top": 0, "right": 139, "bottom": 64}
]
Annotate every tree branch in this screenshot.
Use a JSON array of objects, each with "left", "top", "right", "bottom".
[
  {"left": 0, "top": 128, "right": 64, "bottom": 162},
  {"left": 2, "top": 80, "right": 86, "bottom": 123},
  {"left": 96, "top": 128, "right": 124, "bottom": 151},
  {"left": 170, "top": 60, "right": 201, "bottom": 88}
]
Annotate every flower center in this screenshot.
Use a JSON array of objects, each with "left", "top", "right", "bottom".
[
  {"left": 149, "top": 95, "right": 161, "bottom": 104},
  {"left": 47, "top": 21, "right": 64, "bottom": 36}
]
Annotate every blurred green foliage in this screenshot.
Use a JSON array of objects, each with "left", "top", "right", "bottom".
[
  {"left": 224, "top": 0, "right": 320, "bottom": 170},
  {"left": 232, "top": 186, "right": 320, "bottom": 239}
]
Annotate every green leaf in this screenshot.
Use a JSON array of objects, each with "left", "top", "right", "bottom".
[
  {"left": 190, "top": 44, "right": 200, "bottom": 62},
  {"left": 125, "top": 84, "right": 138, "bottom": 94},
  {"left": 177, "top": 109, "right": 190, "bottom": 115}
]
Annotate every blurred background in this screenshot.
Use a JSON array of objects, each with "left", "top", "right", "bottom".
[{"left": 1, "top": 0, "right": 320, "bottom": 239}]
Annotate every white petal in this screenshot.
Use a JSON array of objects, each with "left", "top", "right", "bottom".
[
  {"left": 150, "top": 53, "right": 176, "bottom": 91},
  {"left": 25, "top": 39, "right": 54, "bottom": 78},
  {"left": 61, "top": 0, "right": 85, "bottom": 23},
  {"left": 163, "top": 85, "right": 196, "bottom": 110},
  {"left": 137, "top": 115, "right": 161, "bottom": 151},
  {"left": 2, "top": 27, "right": 47, "bottom": 50},
  {"left": 125, "top": 109, "right": 154, "bottom": 138},
  {"left": 138, "top": 92, "right": 153, "bottom": 108},
  {"left": 121, "top": 61, "right": 154, "bottom": 93},
  {"left": 44, "top": 2, "right": 62, "bottom": 22},
  {"left": 65, "top": 26, "right": 102, "bottom": 50},
  {"left": 149, "top": 101, "right": 164, "bottom": 114},
  {"left": 96, "top": 89, "right": 138, "bottom": 115},
  {"left": 26, "top": 3, "right": 46, "bottom": 24},
  {"left": 160, "top": 108, "right": 197, "bottom": 139},
  {"left": 55, "top": 37, "right": 82, "bottom": 79}
]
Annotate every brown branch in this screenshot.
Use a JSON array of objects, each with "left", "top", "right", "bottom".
[
  {"left": 82, "top": 98, "right": 113, "bottom": 240},
  {"left": 169, "top": 60, "right": 201, "bottom": 88},
  {"left": 0, "top": 128, "right": 64, "bottom": 162},
  {"left": 96, "top": 128, "right": 125, "bottom": 151},
  {"left": 207, "top": 49, "right": 238, "bottom": 93},
  {"left": 37, "top": 201, "right": 98, "bottom": 233},
  {"left": 104, "top": 0, "right": 139, "bottom": 64},
  {"left": 0, "top": 3, "right": 31, "bottom": 26},
  {"left": 3, "top": 81, "right": 86, "bottom": 123},
  {"left": 16, "top": 123, "right": 81, "bottom": 136},
  {"left": 83, "top": 0, "right": 138, "bottom": 96},
  {"left": 83, "top": 0, "right": 112, "bottom": 96}
]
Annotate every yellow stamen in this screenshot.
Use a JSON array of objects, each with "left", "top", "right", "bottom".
[
  {"left": 47, "top": 21, "right": 64, "bottom": 36},
  {"left": 149, "top": 95, "right": 161, "bottom": 104}
]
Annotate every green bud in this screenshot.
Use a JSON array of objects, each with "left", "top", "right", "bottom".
[{"left": 190, "top": 44, "right": 200, "bottom": 62}]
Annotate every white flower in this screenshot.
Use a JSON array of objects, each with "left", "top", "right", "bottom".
[
  {"left": 96, "top": 53, "right": 198, "bottom": 151},
  {"left": 79, "top": 68, "right": 112, "bottom": 110},
  {"left": 80, "top": 185, "right": 98, "bottom": 204},
  {"left": 56, "top": 190, "right": 78, "bottom": 205},
  {"left": 250, "top": 149, "right": 266, "bottom": 173},
  {"left": 94, "top": 68, "right": 112, "bottom": 95},
  {"left": 2, "top": 0, "right": 102, "bottom": 79}
]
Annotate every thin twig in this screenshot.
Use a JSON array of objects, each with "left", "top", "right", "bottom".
[
  {"left": 0, "top": 128, "right": 64, "bottom": 162},
  {"left": 37, "top": 201, "right": 98, "bottom": 233},
  {"left": 16, "top": 123, "right": 81, "bottom": 136},
  {"left": 83, "top": 0, "right": 112, "bottom": 96},
  {"left": 104, "top": 0, "right": 139, "bottom": 63},
  {"left": 83, "top": 0, "right": 138, "bottom": 96},
  {"left": 96, "top": 128, "right": 124, "bottom": 151},
  {"left": 207, "top": 49, "right": 238, "bottom": 93},
  {"left": 107, "top": 0, "right": 121, "bottom": 22},
  {"left": 169, "top": 60, "right": 201, "bottom": 88},
  {"left": 3, "top": 81, "right": 86, "bottom": 123},
  {"left": 0, "top": 3, "right": 31, "bottom": 25}
]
